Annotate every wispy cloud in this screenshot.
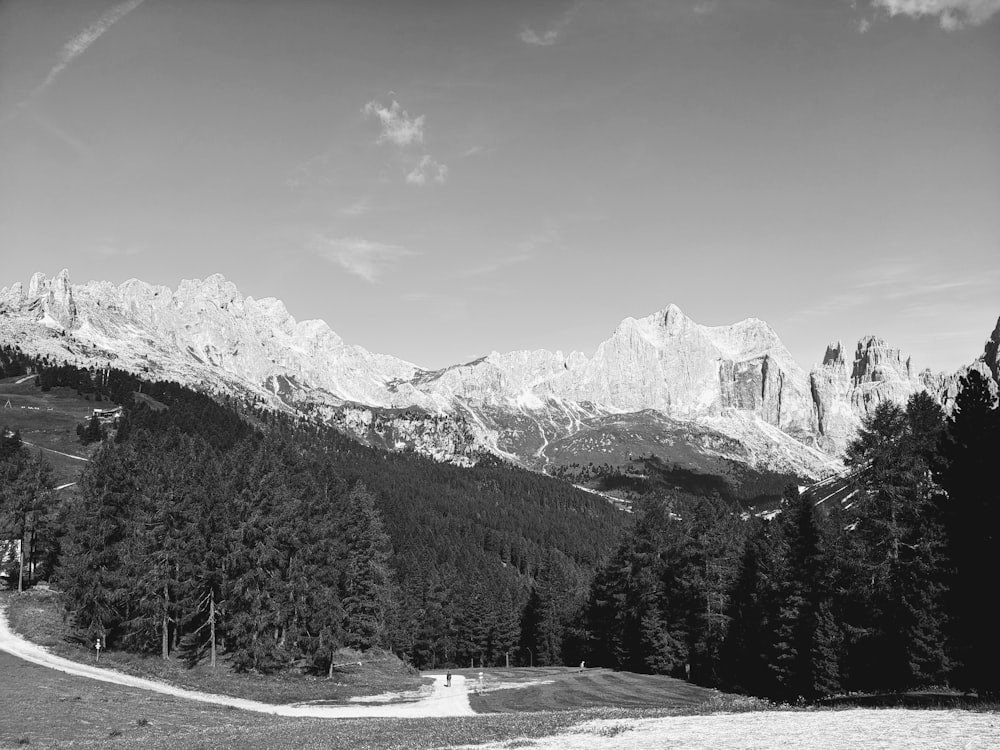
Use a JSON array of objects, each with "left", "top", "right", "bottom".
[
  {"left": 692, "top": 1, "right": 718, "bottom": 16},
  {"left": 800, "top": 261, "right": 1000, "bottom": 317},
  {"left": 456, "top": 228, "right": 560, "bottom": 278},
  {"left": 32, "top": 0, "right": 148, "bottom": 102},
  {"left": 0, "top": 0, "right": 147, "bottom": 127},
  {"left": 362, "top": 98, "right": 425, "bottom": 147},
  {"left": 340, "top": 196, "right": 373, "bottom": 217},
  {"left": 308, "top": 235, "right": 414, "bottom": 282},
  {"left": 406, "top": 155, "right": 449, "bottom": 186},
  {"left": 856, "top": 17, "right": 873, "bottom": 32},
  {"left": 864, "top": 0, "right": 1000, "bottom": 30},
  {"left": 520, "top": 3, "right": 580, "bottom": 46}
]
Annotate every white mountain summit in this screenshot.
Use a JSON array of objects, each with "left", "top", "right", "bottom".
[{"left": 4, "top": 270, "right": 988, "bottom": 482}]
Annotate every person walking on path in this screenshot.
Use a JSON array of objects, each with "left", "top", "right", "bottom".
[{"left": 446, "top": 671, "right": 452, "bottom": 687}]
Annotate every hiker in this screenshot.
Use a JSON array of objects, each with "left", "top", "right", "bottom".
[
  {"left": 579, "top": 660, "right": 585, "bottom": 671},
  {"left": 446, "top": 671, "right": 452, "bottom": 687}
]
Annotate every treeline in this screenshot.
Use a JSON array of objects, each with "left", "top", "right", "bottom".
[
  {"left": 9, "top": 351, "right": 996, "bottom": 698},
  {"left": 572, "top": 370, "right": 1000, "bottom": 700},
  {"left": 58, "top": 427, "right": 394, "bottom": 673},
  {"left": 0, "top": 429, "right": 56, "bottom": 591},
  {"left": 552, "top": 456, "right": 798, "bottom": 510},
  {"left": 2, "top": 357, "right": 628, "bottom": 672},
  {"left": 0, "top": 345, "right": 33, "bottom": 378}
]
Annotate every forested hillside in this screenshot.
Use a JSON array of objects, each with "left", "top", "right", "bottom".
[
  {"left": 3, "top": 350, "right": 998, "bottom": 702},
  {"left": 0, "top": 351, "right": 628, "bottom": 673},
  {"left": 578, "top": 372, "right": 1000, "bottom": 700}
]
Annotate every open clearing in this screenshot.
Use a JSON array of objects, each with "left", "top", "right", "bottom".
[
  {"left": 2, "top": 600, "right": 999, "bottom": 749},
  {"left": 0, "top": 378, "right": 95, "bottom": 486}
]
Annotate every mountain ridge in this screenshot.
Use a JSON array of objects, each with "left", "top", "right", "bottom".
[{"left": 2, "top": 270, "right": 996, "bottom": 483}]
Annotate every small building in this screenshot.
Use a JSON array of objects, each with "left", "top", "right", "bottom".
[{"left": 92, "top": 406, "right": 123, "bottom": 423}]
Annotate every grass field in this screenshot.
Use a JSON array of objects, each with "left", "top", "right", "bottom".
[
  {"left": 0, "top": 377, "right": 96, "bottom": 487},
  {"left": 0, "top": 590, "right": 731, "bottom": 749},
  {"left": 5, "top": 592, "right": 1000, "bottom": 749},
  {"left": 463, "top": 666, "right": 715, "bottom": 713},
  {"left": 3, "top": 590, "right": 426, "bottom": 706}
]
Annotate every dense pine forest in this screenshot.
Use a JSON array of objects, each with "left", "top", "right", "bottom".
[
  {"left": 2, "top": 345, "right": 998, "bottom": 701},
  {"left": 0, "top": 350, "right": 627, "bottom": 673}
]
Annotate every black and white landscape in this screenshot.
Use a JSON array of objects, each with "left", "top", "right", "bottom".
[{"left": 1, "top": 1, "right": 999, "bottom": 747}]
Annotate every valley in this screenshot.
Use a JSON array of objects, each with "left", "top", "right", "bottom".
[{"left": 2, "top": 270, "right": 999, "bottom": 732}]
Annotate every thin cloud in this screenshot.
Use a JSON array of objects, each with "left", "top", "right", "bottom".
[
  {"left": 362, "top": 98, "right": 425, "bottom": 147},
  {"left": 308, "top": 235, "right": 414, "bottom": 282},
  {"left": 30, "top": 0, "right": 148, "bottom": 103},
  {"left": 866, "top": 0, "right": 1000, "bottom": 29},
  {"left": 341, "top": 196, "right": 373, "bottom": 217},
  {"left": 406, "top": 156, "right": 448, "bottom": 186},
  {"left": 455, "top": 228, "right": 560, "bottom": 278},
  {"left": 520, "top": 3, "right": 580, "bottom": 46},
  {"left": 856, "top": 17, "right": 873, "bottom": 32},
  {"left": 800, "top": 263, "right": 1000, "bottom": 317},
  {"left": 692, "top": 1, "right": 718, "bottom": 15}
]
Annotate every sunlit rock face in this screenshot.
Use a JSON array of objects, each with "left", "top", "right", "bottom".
[{"left": 2, "top": 271, "right": 996, "bottom": 480}]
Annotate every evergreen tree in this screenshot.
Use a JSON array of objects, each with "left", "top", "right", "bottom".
[
  {"left": 0, "top": 445, "right": 54, "bottom": 590},
  {"left": 771, "top": 486, "right": 841, "bottom": 701},
  {"left": 720, "top": 518, "right": 780, "bottom": 696},
  {"left": 338, "top": 482, "right": 396, "bottom": 650},
  {"left": 845, "top": 396, "right": 950, "bottom": 691},
  {"left": 57, "top": 442, "right": 139, "bottom": 647},
  {"left": 938, "top": 369, "right": 1000, "bottom": 696}
]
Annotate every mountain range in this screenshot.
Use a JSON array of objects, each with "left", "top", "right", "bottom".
[{"left": 2, "top": 270, "right": 997, "bottom": 486}]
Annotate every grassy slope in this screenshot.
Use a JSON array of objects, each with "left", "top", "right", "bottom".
[
  {"left": 0, "top": 377, "right": 96, "bottom": 487},
  {"left": 3, "top": 590, "right": 424, "bottom": 705},
  {"left": 0, "top": 590, "right": 736, "bottom": 749}
]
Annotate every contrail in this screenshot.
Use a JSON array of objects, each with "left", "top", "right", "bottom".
[
  {"left": 0, "top": 0, "right": 148, "bottom": 122},
  {"left": 31, "top": 0, "right": 148, "bottom": 99}
]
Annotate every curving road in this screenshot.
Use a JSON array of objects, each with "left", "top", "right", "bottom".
[{"left": 0, "top": 603, "right": 474, "bottom": 718}]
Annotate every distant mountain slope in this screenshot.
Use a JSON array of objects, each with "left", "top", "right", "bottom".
[{"left": 2, "top": 270, "right": 996, "bottom": 482}]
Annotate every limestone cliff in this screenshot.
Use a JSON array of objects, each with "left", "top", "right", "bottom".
[{"left": 2, "top": 270, "right": 996, "bottom": 480}]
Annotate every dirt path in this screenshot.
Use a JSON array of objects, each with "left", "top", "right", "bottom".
[
  {"left": 21, "top": 440, "right": 89, "bottom": 462},
  {"left": 0, "top": 604, "right": 473, "bottom": 718}
]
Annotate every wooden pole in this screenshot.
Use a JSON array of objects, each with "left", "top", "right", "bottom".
[
  {"left": 209, "top": 591, "right": 216, "bottom": 669},
  {"left": 17, "top": 537, "right": 24, "bottom": 593}
]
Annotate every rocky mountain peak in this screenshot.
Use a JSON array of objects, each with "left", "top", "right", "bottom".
[
  {"left": 23, "top": 269, "right": 77, "bottom": 329},
  {"left": 175, "top": 274, "right": 243, "bottom": 312},
  {"left": 822, "top": 341, "right": 846, "bottom": 369},
  {"left": 851, "top": 335, "right": 912, "bottom": 386},
  {"left": 984, "top": 316, "right": 1000, "bottom": 382},
  {"left": 3, "top": 268, "right": 996, "bottom": 481},
  {"left": 660, "top": 303, "right": 688, "bottom": 328}
]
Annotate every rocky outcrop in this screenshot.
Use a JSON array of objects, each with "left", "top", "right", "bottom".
[
  {"left": 984, "top": 316, "right": 1000, "bottom": 383},
  {"left": 22, "top": 270, "right": 78, "bottom": 329},
  {"left": 2, "top": 270, "right": 996, "bottom": 479},
  {"left": 849, "top": 335, "right": 919, "bottom": 414},
  {"left": 809, "top": 342, "right": 855, "bottom": 453},
  {"left": 936, "top": 317, "right": 1000, "bottom": 411}
]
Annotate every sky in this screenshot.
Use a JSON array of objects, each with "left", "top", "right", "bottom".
[{"left": 1, "top": 0, "right": 998, "bottom": 374}]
